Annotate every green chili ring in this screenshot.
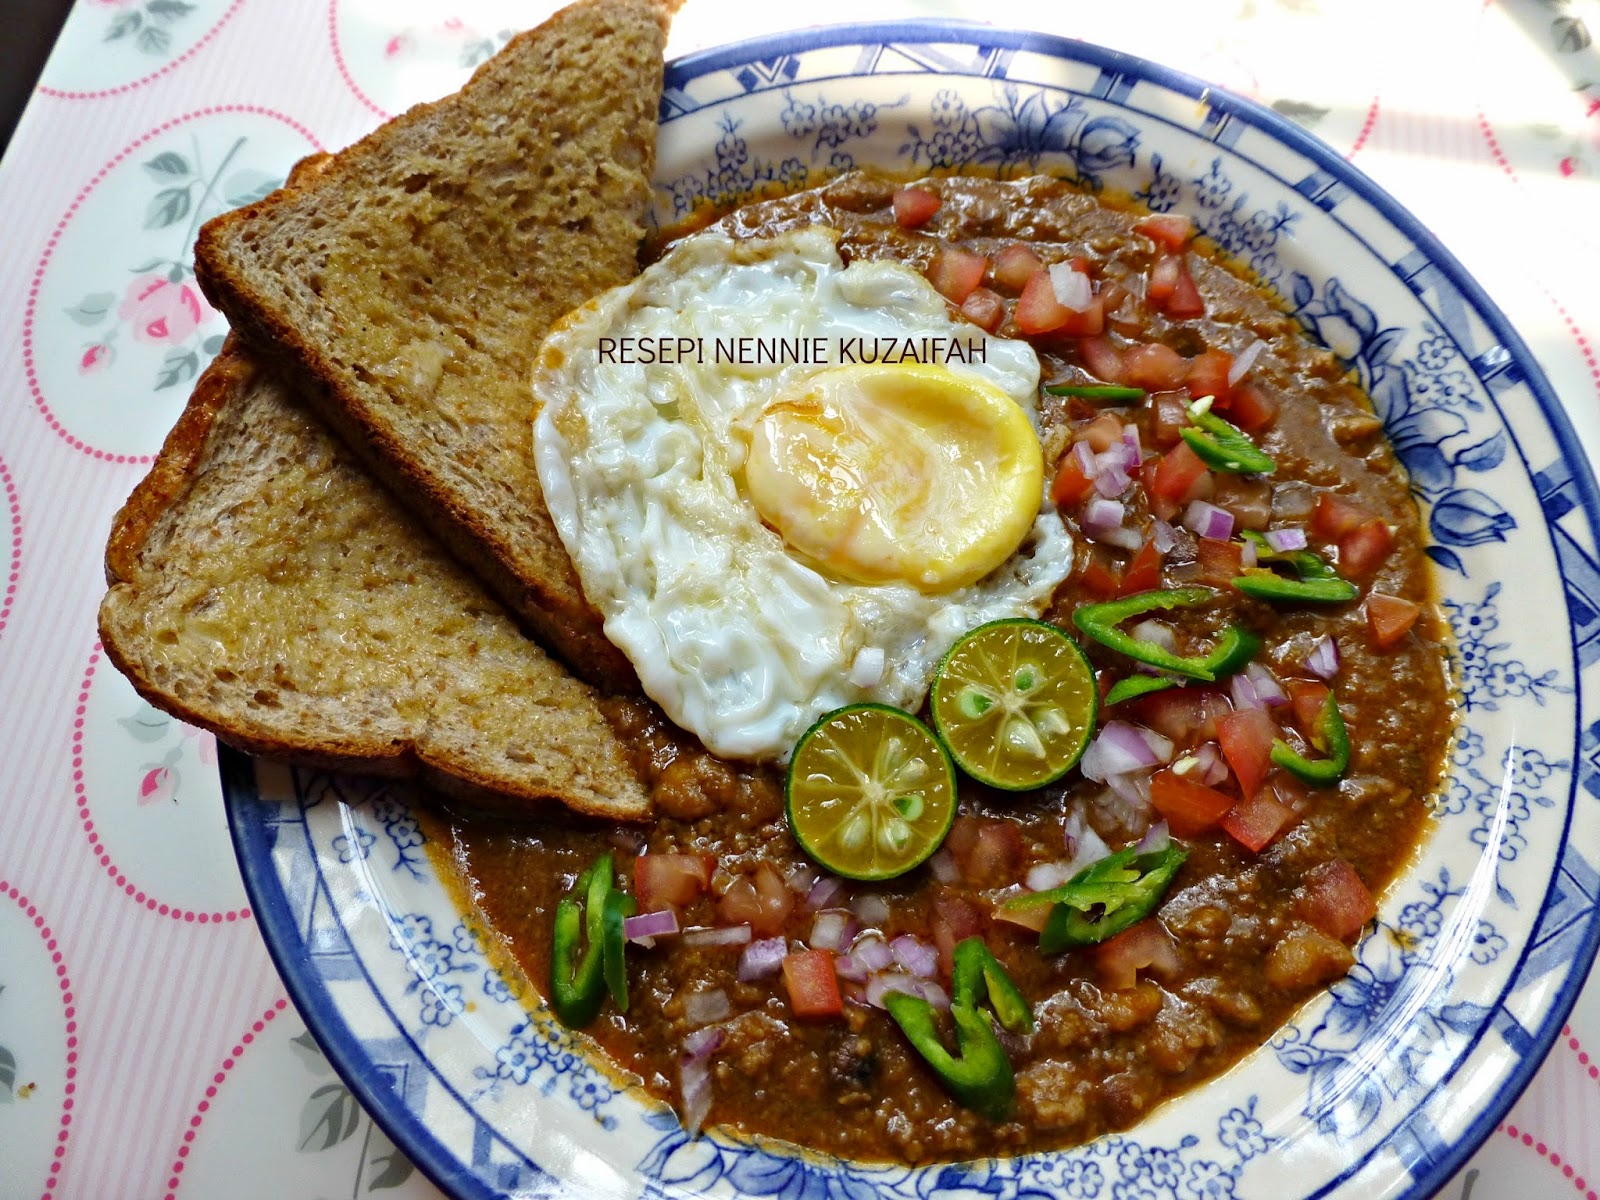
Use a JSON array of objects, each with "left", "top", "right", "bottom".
[
  {"left": 883, "top": 991, "right": 1016, "bottom": 1122},
  {"left": 1270, "top": 691, "right": 1351, "bottom": 784}
]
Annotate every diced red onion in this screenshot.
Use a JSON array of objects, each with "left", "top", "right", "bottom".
[
  {"left": 1306, "top": 635, "right": 1341, "bottom": 680},
  {"left": 805, "top": 875, "right": 846, "bottom": 911},
  {"left": 1240, "top": 537, "right": 1258, "bottom": 569},
  {"left": 851, "top": 934, "right": 895, "bottom": 973},
  {"left": 1245, "top": 662, "right": 1287, "bottom": 707},
  {"left": 683, "top": 1026, "right": 725, "bottom": 1062},
  {"left": 1082, "top": 498, "right": 1143, "bottom": 550},
  {"left": 683, "top": 924, "right": 752, "bottom": 948},
  {"left": 1264, "top": 527, "right": 1308, "bottom": 553},
  {"left": 1026, "top": 861, "right": 1074, "bottom": 891},
  {"left": 927, "top": 848, "right": 961, "bottom": 884},
  {"left": 866, "top": 972, "right": 951, "bottom": 1010},
  {"left": 683, "top": 988, "right": 731, "bottom": 1027},
  {"left": 1063, "top": 808, "right": 1113, "bottom": 876},
  {"left": 1182, "top": 499, "right": 1235, "bottom": 541},
  {"left": 851, "top": 892, "right": 891, "bottom": 928},
  {"left": 808, "top": 909, "right": 859, "bottom": 954},
  {"left": 1128, "top": 620, "right": 1177, "bottom": 653},
  {"left": 1229, "top": 672, "right": 1263, "bottom": 712},
  {"left": 609, "top": 828, "right": 646, "bottom": 854},
  {"left": 1228, "top": 339, "right": 1265, "bottom": 386},
  {"left": 785, "top": 863, "right": 819, "bottom": 895},
  {"left": 1136, "top": 819, "right": 1172, "bottom": 854},
  {"left": 737, "top": 936, "right": 788, "bottom": 982},
  {"left": 1049, "top": 262, "right": 1093, "bottom": 312},
  {"left": 891, "top": 935, "right": 939, "bottom": 979},
  {"left": 1071, "top": 439, "right": 1098, "bottom": 479},
  {"left": 679, "top": 1027, "right": 725, "bottom": 1135},
  {"left": 1151, "top": 518, "right": 1177, "bottom": 555},
  {"left": 1122, "top": 424, "right": 1143, "bottom": 468},
  {"left": 1104, "top": 770, "right": 1154, "bottom": 810},
  {"left": 624, "top": 909, "right": 681, "bottom": 944},
  {"left": 834, "top": 951, "right": 869, "bottom": 983},
  {"left": 1093, "top": 450, "right": 1132, "bottom": 497},
  {"left": 1081, "top": 720, "right": 1174, "bottom": 782},
  {"left": 1191, "top": 741, "right": 1230, "bottom": 786}
]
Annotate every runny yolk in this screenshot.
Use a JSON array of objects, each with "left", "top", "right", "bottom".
[{"left": 744, "top": 363, "right": 1044, "bottom": 592}]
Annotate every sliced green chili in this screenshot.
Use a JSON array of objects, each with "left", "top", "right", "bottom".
[
  {"left": 1044, "top": 383, "right": 1147, "bottom": 403},
  {"left": 1104, "top": 675, "right": 1180, "bottom": 705},
  {"left": 1180, "top": 397, "right": 1276, "bottom": 475},
  {"left": 951, "top": 937, "right": 1034, "bottom": 1034},
  {"left": 602, "top": 889, "right": 635, "bottom": 1011},
  {"left": 1270, "top": 691, "right": 1350, "bottom": 784},
  {"left": 883, "top": 991, "right": 1016, "bottom": 1122},
  {"left": 550, "top": 853, "right": 620, "bottom": 1028},
  {"left": 1074, "top": 588, "right": 1256, "bottom": 682},
  {"left": 1234, "top": 533, "right": 1358, "bottom": 603},
  {"left": 1002, "top": 843, "right": 1188, "bottom": 953}
]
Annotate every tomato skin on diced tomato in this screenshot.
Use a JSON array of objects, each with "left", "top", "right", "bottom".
[
  {"left": 1130, "top": 686, "right": 1231, "bottom": 745},
  {"left": 1185, "top": 348, "right": 1234, "bottom": 406},
  {"left": 1311, "top": 493, "right": 1373, "bottom": 541},
  {"left": 993, "top": 243, "right": 1043, "bottom": 291},
  {"left": 1220, "top": 789, "right": 1296, "bottom": 852},
  {"left": 928, "top": 245, "right": 989, "bottom": 305},
  {"left": 1124, "top": 343, "right": 1190, "bottom": 392},
  {"left": 718, "top": 862, "right": 795, "bottom": 936},
  {"left": 931, "top": 895, "right": 985, "bottom": 975},
  {"left": 1150, "top": 767, "right": 1234, "bottom": 837},
  {"left": 1016, "top": 270, "right": 1074, "bottom": 335},
  {"left": 1217, "top": 708, "right": 1277, "bottom": 800},
  {"left": 1367, "top": 592, "right": 1422, "bottom": 648},
  {"left": 1078, "top": 335, "right": 1128, "bottom": 385},
  {"left": 1297, "top": 858, "right": 1377, "bottom": 942},
  {"left": 1192, "top": 537, "right": 1244, "bottom": 589},
  {"left": 1051, "top": 453, "right": 1096, "bottom": 509},
  {"left": 1080, "top": 411, "right": 1125, "bottom": 453},
  {"left": 1135, "top": 213, "right": 1194, "bottom": 253},
  {"left": 1076, "top": 555, "right": 1122, "bottom": 598},
  {"left": 1165, "top": 264, "right": 1205, "bottom": 318},
  {"left": 945, "top": 816, "right": 1022, "bottom": 888},
  {"left": 1224, "top": 383, "right": 1278, "bottom": 432},
  {"left": 960, "top": 286, "right": 1006, "bottom": 332},
  {"left": 783, "top": 949, "right": 843, "bottom": 1018},
  {"left": 1120, "top": 539, "right": 1164, "bottom": 596},
  {"left": 893, "top": 186, "right": 941, "bottom": 229},
  {"left": 635, "top": 853, "right": 714, "bottom": 911},
  {"left": 1091, "top": 918, "right": 1179, "bottom": 991},
  {"left": 1286, "top": 680, "right": 1331, "bottom": 733},
  {"left": 1149, "top": 442, "right": 1210, "bottom": 512},
  {"left": 1338, "top": 519, "right": 1394, "bottom": 578}
]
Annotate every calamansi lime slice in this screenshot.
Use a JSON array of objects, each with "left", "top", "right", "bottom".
[
  {"left": 931, "top": 619, "right": 1098, "bottom": 791},
  {"left": 786, "top": 704, "right": 957, "bottom": 881}
]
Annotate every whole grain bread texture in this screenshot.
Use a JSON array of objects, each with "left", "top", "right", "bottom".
[
  {"left": 99, "top": 339, "right": 649, "bottom": 821},
  {"left": 194, "top": 0, "right": 669, "bottom": 693}
]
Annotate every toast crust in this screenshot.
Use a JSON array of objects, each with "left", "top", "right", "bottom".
[
  {"left": 100, "top": 339, "right": 650, "bottom": 821},
  {"left": 194, "top": 0, "right": 667, "bottom": 693}
]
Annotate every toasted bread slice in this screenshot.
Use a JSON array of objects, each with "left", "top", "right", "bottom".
[
  {"left": 194, "top": 0, "right": 667, "bottom": 692},
  {"left": 99, "top": 339, "right": 649, "bottom": 821}
]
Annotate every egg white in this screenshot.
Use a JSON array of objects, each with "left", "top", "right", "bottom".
[{"left": 532, "top": 226, "right": 1075, "bottom": 762}]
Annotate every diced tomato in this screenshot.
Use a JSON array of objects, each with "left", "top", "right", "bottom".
[
  {"left": 964, "top": 819, "right": 1023, "bottom": 888},
  {"left": 1311, "top": 493, "right": 1374, "bottom": 541},
  {"left": 1135, "top": 213, "right": 1194, "bottom": 253},
  {"left": 1150, "top": 767, "right": 1234, "bottom": 837},
  {"left": 993, "top": 243, "right": 1043, "bottom": 291},
  {"left": 1148, "top": 254, "right": 1181, "bottom": 305},
  {"left": 1286, "top": 679, "right": 1331, "bottom": 732},
  {"left": 1015, "top": 269, "right": 1075, "bottom": 335},
  {"left": 1051, "top": 451, "right": 1096, "bottom": 508},
  {"left": 1149, "top": 442, "right": 1210, "bottom": 513},
  {"left": 927, "top": 245, "right": 989, "bottom": 305},
  {"left": 1165, "top": 262, "right": 1205, "bottom": 318},
  {"left": 1225, "top": 382, "right": 1278, "bottom": 432},
  {"left": 1217, "top": 708, "right": 1277, "bottom": 800},
  {"left": 1092, "top": 918, "right": 1181, "bottom": 990},
  {"left": 635, "top": 853, "right": 714, "bottom": 911},
  {"left": 1131, "top": 686, "right": 1231, "bottom": 745},
  {"left": 782, "top": 949, "right": 843, "bottom": 1018},
  {"left": 718, "top": 863, "right": 794, "bottom": 936},
  {"left": 1054, "top": 294, "right": 1106, "bottom": 338},
  {"left": 1192, "top": 536, "right": 1244, "bottom": 589},
  {"left": 1079, "top": 411, "right": 1125, "bottom": 453},
  {"left": 1367, "top": 592, "right": 1422, "bottom": 648},
  {"left": 960, "top": 286, "right": 1006, "bottom": 333},
  {"left": 1076, "top": 554, "right": 1122, "bottom": 598},
  {"left": 1078, "top": 335, "right": 1129, "bottom": 385},
  {"left": 1185, "top": 348, "right": 1234, "bottom": 406},
  {"left": 1338, "top": 518, "right": 1394, "bottom": 578},
  {"left": 1150, "top": 391, "right": 1190, "bottom": 450},
  {"left": 1297, "top": 858, "right": 1377, "bottom": 942},
  {"left": 1123, "top": 343, "right": 1191, "bottom": 391},
  {"left": 931, "top": 895, "right": 984, "bottom": 975},
  {"left": 1120, "top": 539, "right": 1164, "bottom": 596},
  {"left": 1220, "top": 789, "right": 1296, "bottom": 852},
  {"left": 993, "top": 900, "right": 1052, "bottom": 934},
  {"left": 892, "top": 186, "right": 940, "bottom": 229}
]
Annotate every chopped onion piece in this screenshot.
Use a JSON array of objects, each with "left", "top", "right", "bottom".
[
  {"left": 1063, "top": 808, "right": 1113, "bottom": 876},
  {"left": 1151, "top": 518, "right": 1177, "bottom": 555},
  {"left": 623, "top": 909, "right": 681, "bottom": 944},
  {"left": 1104, "top": 769, "right": 1154, "bottom": 811},
  {"left": 1122, "top": 424, "right": 1143, "bottom": 469},
  {"left": 683, "top": 924, "right": 752, "bottom": 948},
  {"left": 684, "top": 988, "right": 731, "bottom": 1027},
  {"left": 737, "top": 937, "right": 788, "bottom": 982},
  {"left": 1072, "top": 439, "right": 1099, "bottom": 479},
  {"left": 1136, "top": 819, "right": 1172, "bottom": 854},
  {"left": 851, "top": 934, "right": 895, "bottom": 973},
  {"left": 1192, "top": 741, "right": 1230, "bottom": 786},
  {"left": 1228, "top": 339, "right": 1265, "bottom": 385},
  {"left": 1182, "top": 499, "right": 1235, "bottom": 541},
  {"left": 1083, "top": 498, "right": 1143, "bottom": 550},
  {"left": 891, "top": 935, "right": 939, "bottom": 979},
  {"left": 1245, "top": 662, "right": 1287, "bottom": 707},
  {"left": 808, "top": 910, "right": 858, "bottom": 954},
  {"left": 805, "top": 875, "right": 846, "bottom": 911},
  {"left": 1240, "top": 537, "right": 1258, "bottom": 569},
  {"left": 1027, "top": 861, "right": 1074, "bottom": 892},
  {"left": 1081, "top": 721, "right": 1174, "bottom": 781},
  {"left": 1264, "top": 527, "right": 1308, "bottom": 553},
  {"left": 1093, "top": 456, "right": 1132, "bottom": 498},
  {"left": 609, "top": 828, "right": 646, "bottom": 854},
  {"left": 851, "top": 892, "right": 892, "bottom": 928},
  {"left": 927, "top": 848, "right": 961, "bottom": 884},
  {"left": 785, "top": 863, "right": 819, "bottom": 895},
  {"left": 680, "top": 1057, "right": 715, "bottom": 1135},
  {"left": 1229, "top": 672, "right": 1262, "bottom": 712},
  {"left": 1128, "top": 620, "right": 1178, "bottom": 653},
  {"left": 848, "top": 645, "right": 886, "bottom": 688},
  {"left": 1306, "top": 635, "right": 1341, "bottom": 680},
  {"left": 834, "top": 951, "right": 869, "bottom": 983},
  {"left": 1049, "top": 262, "right": 1094, "bottom": 312},
  {"left": 683, "top": 1026, "right": 725, "bottom": 1062},
  {"left": 866, "top": 972, "right": 951, "bottom": 1010}
]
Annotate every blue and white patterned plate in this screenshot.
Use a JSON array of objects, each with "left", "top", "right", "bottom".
[{"left": 226, "top": 22, "right": 1600, "bottom": 1200}]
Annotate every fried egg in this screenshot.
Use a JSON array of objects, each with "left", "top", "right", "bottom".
[{"left": 532, "top": 226, "right": 1074, "bottom": 761}]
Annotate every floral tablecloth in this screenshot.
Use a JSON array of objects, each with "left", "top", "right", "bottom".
[{"left": 0, "top": 0, "right": 1596, "bottom": 1197}]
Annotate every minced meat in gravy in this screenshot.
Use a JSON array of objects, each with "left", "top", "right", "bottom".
[{"left": 429, "top": 171, "right": 1452, "bottom": 1163}]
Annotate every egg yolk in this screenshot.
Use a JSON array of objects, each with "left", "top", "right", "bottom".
[{"left": 744, "top": 363, "right": 1044, "bottom": 592}]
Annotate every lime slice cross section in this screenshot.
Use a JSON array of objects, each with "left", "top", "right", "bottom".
[
  {"left": 931, "top": 619, "right": 1099, "bottom": 791},
  {"left": 786, "top": 704, "right": 957, "bottom": 881}
]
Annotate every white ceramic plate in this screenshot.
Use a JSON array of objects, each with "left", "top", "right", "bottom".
[{"left": 227, "top": 22, "right": 1600, "bottom": 1200}]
